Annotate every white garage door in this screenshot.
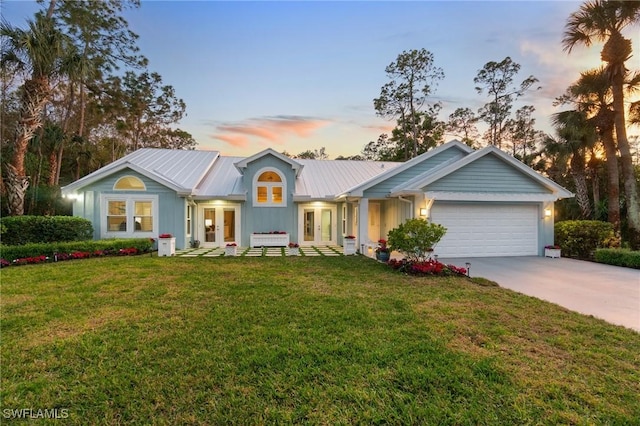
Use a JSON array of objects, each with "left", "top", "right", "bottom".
[{"left": 430, "top": 203, "right": 538, "bottom": 258}]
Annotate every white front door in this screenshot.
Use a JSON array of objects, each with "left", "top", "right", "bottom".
[
  {"left": 201, "top": 205, "right": 240, "bottom": 247},
  {"left": 299, "top": 205, "right": 337, "bottom": 245}
]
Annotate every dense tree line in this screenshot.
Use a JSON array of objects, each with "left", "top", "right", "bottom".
[{"left": 1, "top": 0, "right": 194, "bottom": 216}]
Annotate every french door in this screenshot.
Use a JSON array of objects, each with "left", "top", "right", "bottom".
[
  {"left": 200, "top": 205, "right": 240, "bottom": 247},
  {"left": 299, "top": 205, "right": 337, "bottom": 245}
]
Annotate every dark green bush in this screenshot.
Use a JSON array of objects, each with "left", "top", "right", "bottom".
[
  {"left": 594, "top": 249, "right": 640, "bottom": 269},
  {"left": 554, "top": 220, "right": 615, "bottom": 260},
  {"left": 387, "top": 218, "right": 447, "bottom": 262},
  {"left": 0, "top": 238, "right": 153, "bottom": 263},
  {"left": 0, "top": 216, "right": 93, "bottom": 245}
]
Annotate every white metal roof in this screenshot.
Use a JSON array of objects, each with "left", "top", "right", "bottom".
[
  {"left": 62, "top": 148, "right": 219, "bottom": 195},
  {"left": 193, "top": 156, "right": 245, "bottom": 199},
  {"left": 294, "top": 159, "right": 400, "bottom": 200}
]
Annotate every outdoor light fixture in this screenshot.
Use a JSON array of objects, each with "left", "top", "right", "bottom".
[
  {"left": 465, "top": 262, "right": 471, "bottom": 278},
  {"left": 419, "top": 208, "right": 428, "bottom": 217},
  {"left": 544, "top": 208, "right": 552, "bottom": 218}
]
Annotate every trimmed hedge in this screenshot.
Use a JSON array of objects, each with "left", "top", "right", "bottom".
[
  {"left": 0, "top": 238, "right": 153, "bottom": 263},
  {"left": 1, "top": 216, "right": 93, "bottom": 246},
  {"left": 555, "top": 220, "right": 614, "bottom": 260},
  {"left": 595, "top": 249, "right": 640, "bottom": 269}
]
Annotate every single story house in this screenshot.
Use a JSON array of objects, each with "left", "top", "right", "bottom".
[{"left": 61, "top": 140, "right": 573, "bottom": 258}]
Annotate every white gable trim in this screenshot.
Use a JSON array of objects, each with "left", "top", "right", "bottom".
[
  {"left": 339, "top": 140, "right": 473, "bottom": 197},
  {"left": 233, "top": 148, "right": 304, "bottom": 177},
  {"left": 62, "top": 163, "right": 192, "bottom": 196},
  {"left": 407, "top": 146, "right": 573, "bottom": 199}
]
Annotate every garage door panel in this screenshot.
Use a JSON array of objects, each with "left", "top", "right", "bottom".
[{"left": 431, "top": 203, "right": 538, "bottom": 258}]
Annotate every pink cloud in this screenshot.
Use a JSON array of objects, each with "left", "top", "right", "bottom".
[
  {"left": 211, "top": 133, "right": 250, "bottom": 148},
  {"left": 361, "top": 123, "right": 396, "bottom": 134},
  {"left": 210, "top": 116, "right": 329, "bottom": 148}
]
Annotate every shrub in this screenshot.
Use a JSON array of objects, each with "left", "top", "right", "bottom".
[
  {"left": 1, "top": 216, "right": 93, "bottom": 245},
  {"left": 594, "top": 249, "right": 640, "bottom": 269},
  {"left": 0, "top": 238, "right": 153, "bottom": 263},
  {"left": 387, "top": 218, "right": 446, "bottom": 262},
  {"left": 554, "top": 220, "right": 614, "bottom": 260}
]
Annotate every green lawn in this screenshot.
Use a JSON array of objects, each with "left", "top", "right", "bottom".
[{"left": 2, "top": 255, "right": 639, "bottom": 424}]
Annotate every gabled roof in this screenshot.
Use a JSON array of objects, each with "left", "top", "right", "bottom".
[
  {"left": 338, "top": 140, "right": 473, "bottom": 197},
  {"left": 62, "top": 141, "right": 572, "bottom": 202},
  {"left": 294, "top": 159, "right": 400, "bottom": 201},
  {"left": 234, "top": 148, "right": 304, "bottom": 177},
  {"left": 62, "top": 148, "right": 219, "bottom": 196},
  {"left": 193, "top": 156, "right": 245, "bottom": 200},
  {"left": 390, "top": 145, "right": 573, "bottom": 199}
]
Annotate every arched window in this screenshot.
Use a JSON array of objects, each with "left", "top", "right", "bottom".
[
  {"left": 254, "top": 169, "right": 285, "bottom": 206},
  {"left": 114, "top": 176, "right": 146, "bottom": 190}
]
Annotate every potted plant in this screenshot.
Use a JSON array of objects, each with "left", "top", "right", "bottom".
[
  {"left": 190, "top": 239, "right": 200, "bottom": 249},
  {"left": 288, "top": 242, "right": 300, "bottom": 256},
  {"left": 343, "top": 235, "right": 357, "bottom": 255},
  {"left": 225, "top": 242, "right": 237, "bottom": 256},
  {"left": 375, "top": 239, "right": 391, "bottom": 262},
  {"left": 545, "top": 244, "right": 561, "bottom": 258},
  {"left": 158, "top": 233, "right": 175, "bottom": 257}
]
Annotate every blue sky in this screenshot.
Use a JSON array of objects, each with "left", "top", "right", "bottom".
[{"left": 5, "top": 1, "right": 635, "bottom": 158}]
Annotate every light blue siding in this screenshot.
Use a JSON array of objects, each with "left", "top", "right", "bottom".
[
  {"left": 241, "top": 154, "right": 298, "bottom": 246},
  {"left": 74, "top": 168, "right": 188, "bottom": 248},
  {"left": 424, "top": 154, "right": 548, "bottom": 193},
  {"left": 363, "top": 147, "right": 466, "bottom": 197}
]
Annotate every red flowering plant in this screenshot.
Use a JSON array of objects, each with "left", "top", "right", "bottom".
[
  {"left": 226, "top": 243, "right": 237, "bottom": 247},
  {"left": 345, "top": 235, "right": 356, "bottom": 239},
  {"left": 288, "top": 242, "right": 299, "bottom": 248},
  {"left": 159, "top": 233, "right": 173, "bottom": 238},
  {"left": 376, "top": 239, "right": 390, "bottom": 254},
  {"left": 387, "top": 258, "right": 467, "bottom": 277},
  {"left": 545, "top": 245, "right": 561, "bottom": 249},
  {"left": 118, "top": 248, "right": 138, "bottom": 256}
]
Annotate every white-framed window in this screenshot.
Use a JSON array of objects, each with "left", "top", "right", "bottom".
[
  {"left": 114, "top": 176, "right": 146, "bottom": 190},
  {"left": 342, "top": 205, "right": 347, "bottom": 235},
  {"left": 253, "top": 168, "right": 286, "bottom": 207},
  {"left": 101, "top": 194, "right": 158, "bottom": 237}
]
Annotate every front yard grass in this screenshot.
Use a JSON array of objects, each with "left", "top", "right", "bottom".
[{"left": 2, "top": 256, "right": 639, "bottom": 424}]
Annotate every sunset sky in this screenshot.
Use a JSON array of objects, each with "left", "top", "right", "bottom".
[{"left": 4, "top": 1, "right": 638, "bottom": 158}]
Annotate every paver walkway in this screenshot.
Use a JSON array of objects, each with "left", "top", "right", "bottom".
[{"left": 175, "top": 246, "right": 345, "bottom": 257}]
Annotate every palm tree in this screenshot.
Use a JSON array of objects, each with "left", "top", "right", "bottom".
[
  {"left": 1, "top": 10, "right": 70, "bottom": 215},
  {"left": 561, "top": 68, "right": 620, "bottom": 231},
  {"left": 563, "top": 0, "right": 640, "bottom": 245},
  {"left": 550, "top": 110, "right": 598, "bottom": 219}
]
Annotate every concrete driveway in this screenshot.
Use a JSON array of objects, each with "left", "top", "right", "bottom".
[{"left": 441, "top": 256, "right": 640, "bottom": 332}]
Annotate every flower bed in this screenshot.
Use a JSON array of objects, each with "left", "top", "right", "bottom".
[
  {"left": 1, "top": 247, "right": 143, "bottom": 268},
  {"left": 0, "top": 238, "right": 153, "bottom": 268},
  {"left": 387, "top": 258, "right": 467, "bottom": 277}
]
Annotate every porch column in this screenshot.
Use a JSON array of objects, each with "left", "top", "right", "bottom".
[{"left": 358, "top": 198, "right": 369, "bottom": 254}]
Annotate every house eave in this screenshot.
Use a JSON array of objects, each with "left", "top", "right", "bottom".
[
  {"left": 424, "top": 191, "right": 567, "bottom": 202},
  {"left": 191, "top": 194, "right": 247, "bottom": 201}
]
